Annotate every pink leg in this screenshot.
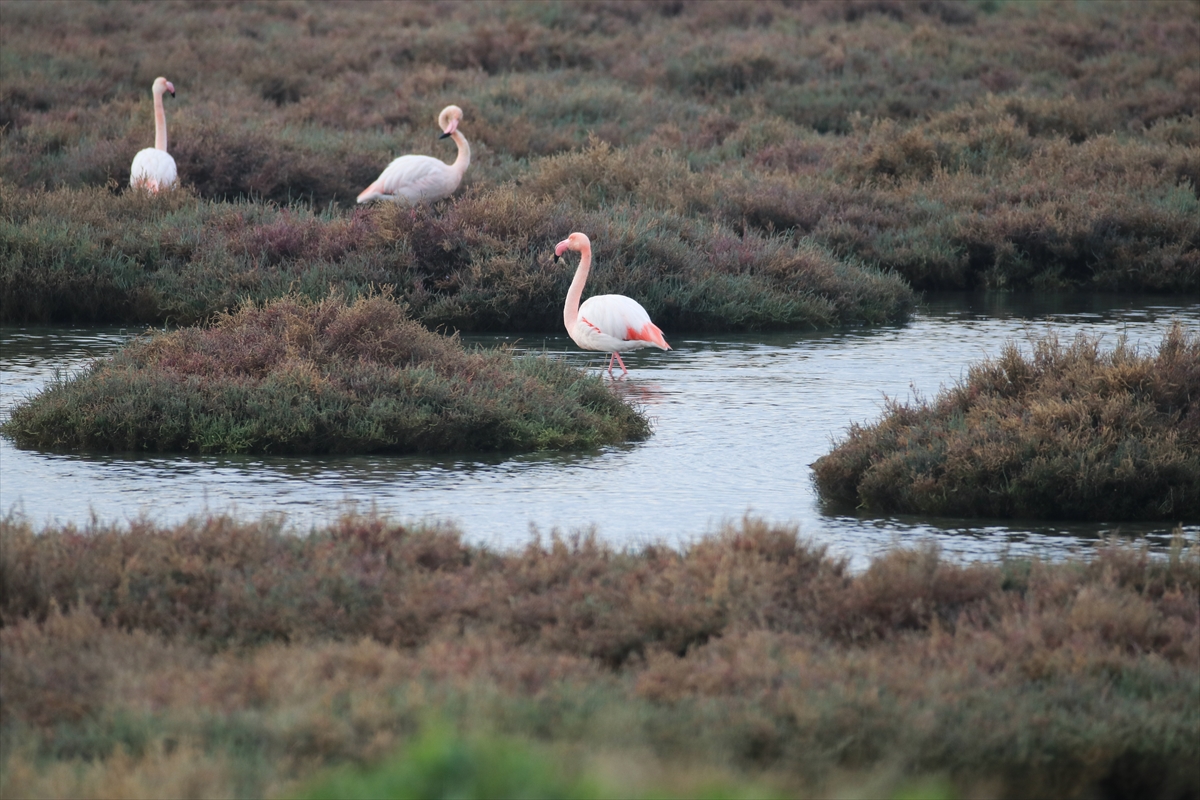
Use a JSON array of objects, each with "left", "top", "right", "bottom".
[
  {"left": 612, "top": 352, "right": 629, "bottom": 378},
  {"left": 605, "top": 353, "right": 616, "bottom": 377}
]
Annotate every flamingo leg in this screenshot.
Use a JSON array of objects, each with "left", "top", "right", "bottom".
[{"left": 612, "top": 352, "right": 629, "bottom": 378}]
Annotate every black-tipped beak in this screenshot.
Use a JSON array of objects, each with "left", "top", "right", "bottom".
[
  {"left": 553, "top": 253, "right": 561, "bottom": 263},
  {"left": 439, "top": 131, "right": 451, "bottom": 139},
  {"left": 169, "top": 91, "right": 175, "bottom": 97}
]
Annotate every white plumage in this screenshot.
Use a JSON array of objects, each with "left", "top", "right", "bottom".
[
  {"left": 357, "top": 105, "right": 470, "bottom": 204},
  {"left": 572, "top": 294, "right": 664, "bottom": 355},
  {"left": 129, "top": 147, "right": 177, "bottom": 193},
  {"left": 554, "top": 232, "right": 670, "bottom": 378},
  {"left": 130, "top": 77, "right": 177, "bottom": 193}
]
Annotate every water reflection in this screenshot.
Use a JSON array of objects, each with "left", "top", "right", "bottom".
[
  {"left": 2, "top": 293, "right": 1197, "bottom": 569},
  {"left": 923, "top": 290, "right": 1193, "bottom": 322}
]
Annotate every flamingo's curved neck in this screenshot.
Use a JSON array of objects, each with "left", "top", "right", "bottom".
[
  {"left": 564, "top": 242, "right": 591, "bottom": 331},
  {"left": 449, "top": 131, "right": 470, "bottom": 180},
  {"left": 153, "top": 88, "right": 168, "bottom": 152}
]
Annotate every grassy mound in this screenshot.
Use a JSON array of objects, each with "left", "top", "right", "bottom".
[
  {"left": 813, "top": 323, "right": 1200, "bottom": 521},
  {"left": 2, "top": 513, "right": 1197, "bottom": 798},
  {"left": 0, "top": 294, "right": 649, "bottom": 454}
]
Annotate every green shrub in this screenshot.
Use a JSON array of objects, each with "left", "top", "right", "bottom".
[
  {"left": 813, "top": 323, "right": 1200, "bottom": 520},
  {"left": 2, "top": 0, "right": 1196, "bottom": 300},
  {"left": 2, "top": 514, "right": 1197, "bottom": 798},
  {"left": 0, "top": 180, "right": 916, "bottom": 330},
  {"left": 0, "top": 293, "right": 650, "bottom": 454},
  {"left": 300, "top": 726, "right": 603, "bottom": 800}
]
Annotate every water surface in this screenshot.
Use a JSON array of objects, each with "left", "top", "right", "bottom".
[{"left": 2, "top": 293, "right": 1197, "bottom": 569}]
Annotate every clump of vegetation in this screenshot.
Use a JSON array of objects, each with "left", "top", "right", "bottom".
[
  {"left": 0, "top": 179, "right": 915, "bottom": 330},
  {"left": 2, "top": 0, "right": 1196, "bottom": 331},
  {"left": 2, "top": 513, "right": 1197, "bottom": 798},
  {"left": 298, "top": 725, "right": 793, "bottom": 800},
  {"left": 813, "top": 323, "right": 1200, "bottom": 520},
  {"left": 0, "top": 293, "right": 649, "bottom": 454}
]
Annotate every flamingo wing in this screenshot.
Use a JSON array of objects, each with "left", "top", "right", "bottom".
[
  {"left": 577, "top": 294, "right": 670, "bottom": 351},
  {"left": 358, "top": 155, "right": 457, "bottom": 204},
  {"left": 130, "top": 148, "right": 178, "bottom": 192}
]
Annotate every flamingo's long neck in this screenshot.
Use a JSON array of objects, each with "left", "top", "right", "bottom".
[
  {"left": 449, "top": 131, "right": 470, "bottom": 181},
  {"left": 153, "top": 88, "right": 168, "bottom": 152},
  {"left": 564, "top": 242, "right": 591, "bottom": 331}
]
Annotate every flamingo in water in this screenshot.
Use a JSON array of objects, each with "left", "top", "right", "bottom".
[
  {"left": 129, "top": 77, "right": 178, "bottom": 193},
  {"left": 554, "top": 232, "right": 671, "bottom": 378},
  {"left": 357, "top": 105, "right": 470, "bottom": 204}
]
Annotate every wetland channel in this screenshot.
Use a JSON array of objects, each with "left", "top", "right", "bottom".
[{"left": 2, "top": 292, "right": 1197, "bottom": 569}]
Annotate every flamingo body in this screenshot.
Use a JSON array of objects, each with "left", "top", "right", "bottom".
[
  {"left": 358, "top": 105, "right": 470, "bottom": 204},
  {"left": 356, "top": 154, "right": 462, "bottom": 204},
  {"left": 130, "top": 147, "right": 178, "bottom": 194},
  {"left": 555, "top": 232, "right": 670, "bottom": 377},
  {"left": 573, "top": 294, "right": 670, "bottom": 354},
  {"left": 130, "top": 77, "right": 177, "bottom": 193}
]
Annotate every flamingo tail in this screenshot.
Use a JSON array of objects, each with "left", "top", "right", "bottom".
[
  {"left": 624, "top": 322, "right": 671, "bottom": 351},
  {"left": 357, "top": 179, "right": 388, "bottom": 204}
]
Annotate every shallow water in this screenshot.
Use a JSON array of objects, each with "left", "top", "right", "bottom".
[{"left": 2, "top": 293, "right": 1197, "bottom": 569}]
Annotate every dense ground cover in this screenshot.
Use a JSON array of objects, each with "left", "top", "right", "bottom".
[
  {"left": 0, "top": 293, "right": 648, "bottom": 454},
  {"left": 0, "top": 177, "right": 910, "bottom": 331},
  {"left": 2, "top": 0, "right": 1196, "bottom": 330},
  {"left": 1, "top": 513, "right": 1197, "bottom": 798},
  {"left": 813, "top": 322, "right": 1200, "bottom": 521}
]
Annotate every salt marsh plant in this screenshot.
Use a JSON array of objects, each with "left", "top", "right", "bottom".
[
  {"left": 2, "top": 513, "right": 1197, "bottom": 798},
  {"left": 0, "top": 293, "right": 650, "bottom": 454},
  {"left": 1, "top": 0, "right": 1196, "bottom": 331},
  {"left": 813, "top": 322, "right": 1200, "bottom": 520},
  {"left": 0, "top": 179, "right": 914, "bottom": 330}
]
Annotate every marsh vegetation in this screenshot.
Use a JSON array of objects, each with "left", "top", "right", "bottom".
[
  {"left": 3, "top": 0, "right": 1196, "bottom": 331},
  {"left": 813, "top": 323, "right": 1200, "bottom": 521},
  {"left": 2, "top": 513, "right": 1197, "bottom": 798},
  {"left": 0, "top": 293, "right": 649, "bottom": 454},
  {"left": 2, "top": 1, "right": 1198, "bottom": 796}
]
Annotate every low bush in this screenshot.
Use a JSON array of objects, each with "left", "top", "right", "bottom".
[
  {"left": 812, "top": 323, "right": 1200, "bottom": 520},
  {"left": 0, "top": 180, "right": 916, "bottom": 330},
  {"left": 2, "top": 0, "right": 1196, "bottom": 316},
  {"left": 0, "top": 293, "right": 649, "bottom": 454},
  {"left": 299, "top": 725, "right": 787, "bottom": 800},
  {"left": 1, "top": 513, "right": 1196, "bottom": 798}
]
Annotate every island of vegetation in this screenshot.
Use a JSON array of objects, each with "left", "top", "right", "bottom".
[
  {"left": 813, "top": 323, "right": 1200, "bottom": 521},
  {"left": 0, "top": 294, "right": 649, "bottom": 454},
  {"left": 2, "top": 513, "right": 1196, "bottom": 798}
]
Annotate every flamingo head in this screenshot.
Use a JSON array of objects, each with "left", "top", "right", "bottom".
[
  {"left": 153, "top": 77, "right": 175, "bottom": 98},
  {"left": 438, "top": 105, "right": 463, "bottom": 139},
  {"left": 554, "top": 232, "right": 591, "bottom": 261}
]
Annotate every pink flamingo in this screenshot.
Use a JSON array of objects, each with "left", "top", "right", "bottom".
[
  {"left": 554, "top": 232, "right": 671, "bottom": 378},
  {"left": 129, "top": 77, "right": 178, "bottom": 193},
  {"left": 357, "top": 105, "right": 470, "bottom": 204}
]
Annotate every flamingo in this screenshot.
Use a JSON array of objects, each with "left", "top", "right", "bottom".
[
  {"left": 554, "top": 232, "right": 671, "bottom": 378},
  {"left": 357, "top": 105, "right": 470, "bottom": 204},
  {"left": 129, "top": 77, "right": 178, "bottom": 193}
]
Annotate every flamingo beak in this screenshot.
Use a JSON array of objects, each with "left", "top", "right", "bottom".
[
  {"left": 554, "top": 240, "right": 570, "bottom": 259},
  {"left": 439, "top": 117, "right": 459, "bottom": 139},
  {"left": 166, "top": 81, "right": 176, "bottom": 97}
]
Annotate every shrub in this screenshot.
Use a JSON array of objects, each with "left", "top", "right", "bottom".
[
  {"left": 812, "top": 323, "right": 1200, "bottom": 520},
  {"left": 0, "top": 180, "right": 917, "bottom": 330},
  {"left": 2, "top": 0, "right": 1196, "bottom": 300},
  {"left": 0, "top": 293, "right": 650, "bottom": 454},
  {"left": 1, "top": 513, "right": 1197, "bottom": 798}
]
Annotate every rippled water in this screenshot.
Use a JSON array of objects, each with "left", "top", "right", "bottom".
[{"left": 2, "top": 293, "right": 1197, "bottom": 568}]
